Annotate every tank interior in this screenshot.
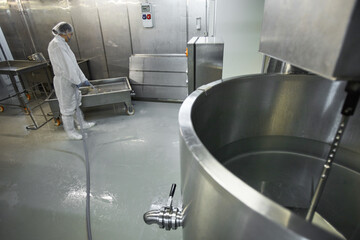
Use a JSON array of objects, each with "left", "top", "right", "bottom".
[{"left": 191, "top": 75, "right": 360, "bottom": 239}]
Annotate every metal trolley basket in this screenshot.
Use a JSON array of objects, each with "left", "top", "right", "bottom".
[{"left": 45, "top": 77, "right": 134, "bottom": 125}]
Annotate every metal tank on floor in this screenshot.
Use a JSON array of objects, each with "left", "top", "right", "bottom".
[
  {"left": 178, "top": 73, "right": 360, "bottom": 240},
  {"left": 144, "top": 0, "right": 360, "bottom": 239}
]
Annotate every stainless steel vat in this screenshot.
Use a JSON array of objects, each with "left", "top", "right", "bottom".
[{"left": 179, "top": 74, "right": 360, "bottom": 240}]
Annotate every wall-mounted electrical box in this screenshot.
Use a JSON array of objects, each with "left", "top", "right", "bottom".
[{"left": 141, "top": 3, "right": 153, "bottom": 28}]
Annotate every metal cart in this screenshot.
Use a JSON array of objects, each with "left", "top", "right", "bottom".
[
  {"left": 45, "top": 77, "right": 134, "bottom": 125},
  {"left": 0, "top": 60, "right": 53, "bottom": 129}
]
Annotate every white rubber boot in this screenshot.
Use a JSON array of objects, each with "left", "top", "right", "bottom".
[
  {"left": 62, "top": 115, "right": 83, "bottom": 140},
  {"left": 75, "top": 109, "right": 96, "bottom": 130}
]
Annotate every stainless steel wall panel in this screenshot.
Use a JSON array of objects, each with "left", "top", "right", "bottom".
[
  {"left": 69, "top": 0, "right": 108, "bottom": 79},
  {"left": 187, "top": 0, "right": 207, "bottom": 40},
  {"left": 127, "top": 0, "right": 187, "bottom": 54},
  {"left": 96, "top": 0, "right": 132, "bottom": 78},
  {"left": 0, "top": 0, "right": 32, "bottom": 59},
  {"left": 20, "top": 0, "right": 80, "bottom": 59},
  {"left": 129, "top": 54, "right": 187, "bottom": 72}
]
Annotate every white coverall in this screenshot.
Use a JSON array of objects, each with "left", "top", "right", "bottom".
[
  {"left": 48, "top": 35, "right": 87, "bottom": 116},
  {"left": 48, "top": 34, "right": 94, "bottom": 140}
]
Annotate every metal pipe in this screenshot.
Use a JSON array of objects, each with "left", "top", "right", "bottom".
[
  {"left": 261, "top": 55, "right": 267, "bottom": 73},
  {"left": 280, "top": 62, "right": 292, "bottom": 74},
  {"left": 96, "top": 2, "right": 110, "bottom": 78},
  {"left": 305, "top": 116, "right": 348, "bottom": 222},
  {"left": 126, "top": 2, "right": 134, "bottom": 55},
  {"left": 205, "top": 0, "right": 208, "bottom": 36},
  {"left": 306, "top": 81, "right": 360, "bottom": 222},
  {"left": 186, "top": 0, "right": 189, "bottom": 41},
  {"left": 213, "top": 0, "right": 217, "bottom": 37},
  {"left": 68, "top": 1, "right": 82, "bottom": 60},
  {"left": 0, "top": 43, "right": 9, "bottom": 62},
  {"left": 17, "top": 0, "right": 37, "bottom": 53}
]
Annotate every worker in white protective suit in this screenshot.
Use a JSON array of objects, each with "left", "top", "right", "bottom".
[{"left": 48, "top": 22, "right": 95, "bottom": 140}]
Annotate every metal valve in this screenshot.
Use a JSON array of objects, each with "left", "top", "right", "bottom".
[{"left": 143, "top": 184, "right": 183, "bottom": 231}]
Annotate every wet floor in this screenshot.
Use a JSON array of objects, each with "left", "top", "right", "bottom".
[{"left": 0, "top": 101, "right": 183, "bottom": 240}]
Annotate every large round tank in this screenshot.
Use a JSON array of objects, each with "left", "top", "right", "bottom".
[{"left": 178, "top": 74, "right": 360, "bottom": 240}]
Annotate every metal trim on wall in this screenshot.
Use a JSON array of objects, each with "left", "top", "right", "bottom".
[
  {"left": 69, "top": 13, "right": 82, "bottom": 60},
  {"left": 96, "top": 3, "right": 110, "bottom": 77},
  {"left": 126, "top": 2, "right": 134, "bottom": 55},
  {"left": 16, "top": 0, "right": 37, "bottom": 53}
]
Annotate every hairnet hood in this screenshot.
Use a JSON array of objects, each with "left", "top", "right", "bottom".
[{"left": 52, "top": 22, "right": 74, "bottom": 36}]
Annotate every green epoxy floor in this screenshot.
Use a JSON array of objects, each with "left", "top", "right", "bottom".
[{"left": 0, "top": 101, "right": 183, "bottom": 240}]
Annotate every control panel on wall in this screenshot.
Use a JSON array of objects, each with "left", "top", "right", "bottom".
[{"left": 141, "top": 3, "right": 153, "bottom": 28}]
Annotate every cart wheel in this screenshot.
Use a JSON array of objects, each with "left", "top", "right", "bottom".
[
  {"left": 26, "top": 93, "right": 31, "bottom": 101},
  {"left": 0, "top": 106, "right": 4, "bottom": 112},
  {"left": 24, "top": 107, "right": 29, "bottom": 114},
  {"left": 126, "top": 105, "right": 135, "bottom": 115},
  {"left": 55, "top": 118, "right": 61, "bottom": 126}
]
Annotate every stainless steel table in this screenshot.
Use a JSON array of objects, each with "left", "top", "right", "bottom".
[
  {"left": 0, "top": 60, "right": 52, "bottom": 109},
  {"left": 0, "top": 60, "right": 53, "bottom": 129}
]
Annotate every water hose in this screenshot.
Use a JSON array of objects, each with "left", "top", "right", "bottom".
[
  {"left": 75, "top": 89, "right": 93, "bottom": 240},
  {"left": 89, "top": 83, "right": 98, "bottom": 94}
]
